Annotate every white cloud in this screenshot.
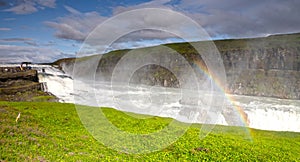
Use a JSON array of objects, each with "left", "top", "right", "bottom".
[
  {"left": 176, "top": 0, "right": 300, "bottom": 38},
  {"left": 4, "top": 0, "right": 56, "bottom": 14},
  {"left": 0, "top": 28, "right": 11, "bottom": 31},
  {"left": 0, "top": 45, "right": 70, "bottom": 63},
  {"left": 0, "top": 38, "right": 40, "bottom": 47},
  {"left": 111, "top": 0, "right": 300, "bottom": 39},
  {"left": 46, "top": 0, "right": 300, "bottom": 51},
  {"left": 45, "top": 6, "right": 106, "bottom": 41},
  {"left": 112, "top": 0, "right": 172, "bottom": 15},
  {"left": 3, "top": 18, "right": 16, "bottom": 21},
  {"left": 64, "top": 5, "right": 81, "bottom": 15},
  {"left": 46, "top": 6, "right": 201, "bottom": 46},
  {"left": 4, "top": 2, "right": 38, "bottom": 14},
  {"left": 0, "top": 38, "right": 33, "bottom": 42},
  {"left": 44, "top": 21, "right": 87, "bottom": 41},
  {"left": 36, "top": 0, "right": 56, "bottom": 8}
]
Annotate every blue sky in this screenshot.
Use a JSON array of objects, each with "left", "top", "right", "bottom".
[{"left": 0, "top": 0, "right": 300, "bottom": 63}]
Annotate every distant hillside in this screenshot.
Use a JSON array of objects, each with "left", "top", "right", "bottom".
[{"left": 53, "top": 32, "right": 300, "bottom": 99}]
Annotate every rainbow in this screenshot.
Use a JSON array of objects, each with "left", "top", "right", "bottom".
[{"left": 193, "top": 59, "right": 254, "bottom": 141}]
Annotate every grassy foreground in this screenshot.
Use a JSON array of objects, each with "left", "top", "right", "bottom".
[{"left": 0, "top": 102, "right": 300, "bottom": 161}]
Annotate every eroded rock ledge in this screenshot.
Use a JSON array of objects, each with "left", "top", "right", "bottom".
[{"left": 0, "top": 67, "right": 56, "bottom": 101}]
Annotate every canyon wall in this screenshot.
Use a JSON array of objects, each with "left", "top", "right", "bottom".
[{"left": 54, "top": 33, "right": 300, "bottom": 99}]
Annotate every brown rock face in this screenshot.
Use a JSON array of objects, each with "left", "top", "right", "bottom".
[{"left": 0, "top": 67, "right": 54, "bottom": 101}]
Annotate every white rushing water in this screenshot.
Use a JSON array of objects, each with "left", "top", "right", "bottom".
[{"left": 32, "top": 65, "right": 300, "bottom": 132}]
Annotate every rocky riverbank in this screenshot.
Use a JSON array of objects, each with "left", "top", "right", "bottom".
[{"left": 0, "top": 66, "right": 56, "bottom": 101}]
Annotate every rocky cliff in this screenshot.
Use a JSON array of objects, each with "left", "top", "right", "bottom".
[
  {"left": 0, "top": 67, "right": 56, "bottom": 101},
  {"left": 54, "top": 33, "right": 300, "bottom": 99}
]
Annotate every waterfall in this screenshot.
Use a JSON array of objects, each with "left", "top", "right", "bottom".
[
  {"left": 36, "top": 65, "right": 74, "bottom": 103},
  {"left": 35, "top": 65, "right": 300, "bottom": 132}
]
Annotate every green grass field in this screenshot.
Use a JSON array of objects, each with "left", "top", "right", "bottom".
[{"left": 1, "top": 101, "right": 300, "bottom": 161}]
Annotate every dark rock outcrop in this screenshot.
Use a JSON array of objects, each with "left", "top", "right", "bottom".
[
  {"left": 0, "top": 67, "right": 55, "bottom": 101},
  {"left": 0, "top": 68, "right": 39, "bottom": 82}
]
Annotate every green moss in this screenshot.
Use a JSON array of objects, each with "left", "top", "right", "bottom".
[
  {"left": 30, "top": 96, "right": 56, "bottom": 102},
  {"left": 0, "top": 90, "right": 55, "bottom": 102}
]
